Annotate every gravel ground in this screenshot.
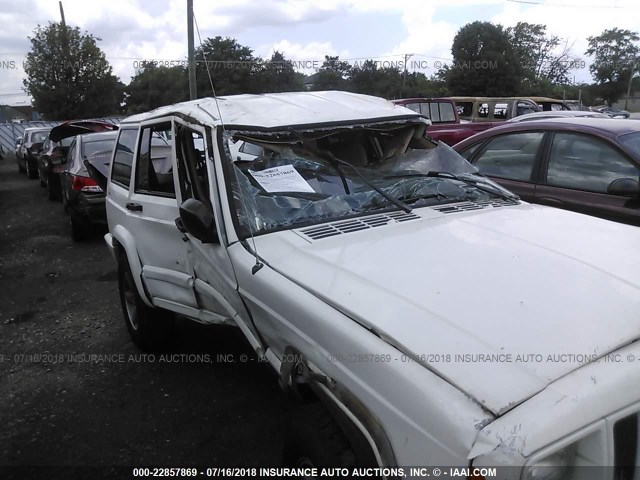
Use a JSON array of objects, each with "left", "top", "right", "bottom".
[{"left": 0, "top": 155, "right": 289, "bottom": 478}]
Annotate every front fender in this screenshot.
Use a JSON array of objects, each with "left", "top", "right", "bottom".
[{"left": 109, "top": 225, "right": 153, "bottom": 307}]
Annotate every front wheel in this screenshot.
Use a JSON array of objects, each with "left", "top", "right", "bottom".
[
  {"left": 118, "top": 256, "right": 175, "bottom": 352},
  {"left": 282, "top": 402, "right": 358, "bottom": 471},
  {"left": 47, "top": 182, "right": 56, "bottom": 200},
  {"left": 26, "top": 159, "right": 38, "bottom": 179}
]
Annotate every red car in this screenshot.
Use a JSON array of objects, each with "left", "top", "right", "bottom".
[
  {"left": 392, "top": 98, "right": 493, "bottom": 146},
  {"left": 453, "top": 118, "right": 640, "bottom": 225},
  {"left": 44, "top": 120, "right": 118, "bottom": 201}
]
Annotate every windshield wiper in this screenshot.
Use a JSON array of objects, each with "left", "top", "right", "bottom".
[
  {"left": 385, "top": 172, "right": 518, "bottom": 201},
  {"left": 399, "top": 192, "right": 449, "bottom": 204},
  {"left": 287, "top": 128, "right": 412, "bottom": 213}
]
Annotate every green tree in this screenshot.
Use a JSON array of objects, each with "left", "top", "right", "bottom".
[
  {"left": 310, "top": 56, "right": 352, "bottom": 91},
  {"left": 507, "top": 22, "right": 577, "bottom": 90},
  {"left": 403, "top": 72, "right": 448, "bottom": 98},
  {"left": 125, "top": 63, "right": 189, "bottom": 114},
  {"left": 349, "top": 60, "right": 403, "bottom": 98},
  {"left": 445, "top": 21, "right": 522, "bottom": 96},
  {"left": 194, "top": 36, "right": 257, "bottom": 96},
  {"left": 253, "top": 51, "right": 305, "bottom": 93},
  {"left": 585, "top": 28, "right": 639, "bottom": 106},
  {"left": 23, "top": 22, "right": 123, "bottom": 119}
]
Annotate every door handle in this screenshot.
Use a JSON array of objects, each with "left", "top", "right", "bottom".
[
  {"left": 175, "top": 217, "right": 190, "bottom": 242},
  {"left": 175, "top": 217, "right": 187, "bottom": 233},
  {"left": 537, "top": 197, "right": 564, "bottom": 207},
  {"left": 126, "top": 202, "right": 143, "bottom": 212}
]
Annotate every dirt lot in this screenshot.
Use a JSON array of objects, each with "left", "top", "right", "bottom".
[{"left": 0, "top": 156, "right": 288, "bottom": 477}]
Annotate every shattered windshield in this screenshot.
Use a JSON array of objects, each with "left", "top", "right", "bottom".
[{"left": 223, "top": 122, "right": 516, "bottom": 237}]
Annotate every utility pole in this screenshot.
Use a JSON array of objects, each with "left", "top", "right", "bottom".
[
  {"left": 59, "top": 1, "right": 66, "bottom": 27},
  {"left": 624, "top": 57, "right": 637, "bottom": 111},
  {"left": 187, "top": 0, "right": 197, "bottom": 100},
  {"left": 59, "top": 1, "right": 71, "bottom": 96},
  {"left": 578, "top": 87, "right": 582, "bottom": 107},
  {"left": 403, "top": 53, "right": 413, "bottom": 96}
]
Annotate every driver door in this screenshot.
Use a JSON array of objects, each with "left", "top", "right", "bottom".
[{"left": 173, "top": 120, "right": 247, "bottom": 325}]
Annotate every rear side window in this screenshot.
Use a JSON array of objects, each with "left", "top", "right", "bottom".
[
  {"left": 432, "top": 102, "right": 456, "bottom": 122},
  {"left": 517, "top": 102, "right": 537, "bottom": 116},
  {"left": 403, "top": 103, "right": 421, "bottom": 113},
  {"left": 494, "top": 103, "right": 508, "bottom": 120},
  {"left": 111, "top": 128, "right": 138, "bottom": 188},
  {"left": 619, "top": 132, "right": 640, "bottom": 158},
  {"left": 478, "top": 103, "right": 490, "bottom": 118},
  {"left": 456, "top": 102, "right": 473, "bottom": 118},
  {"left": 135, "top": 122, "right": 175, "bottom": 197}
]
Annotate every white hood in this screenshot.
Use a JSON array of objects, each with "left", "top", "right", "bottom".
[{"left": 255, "top": 203, "right": 640, "bottom": 415}]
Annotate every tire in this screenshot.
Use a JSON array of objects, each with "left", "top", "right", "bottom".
[
  {"left": 48, "top": 181, "right": 57, "bottom": 201},
  {"left": 26, "top": 159, "right": 37, "bottom": 179},
  {"left": 70, "top": 217, "right": 87, "bottom": 242},
  {"left": 118, "top": 256, "right": 175, "bottom": 352},
  {"left": 282, "top": 402, "right": 358, "bottom": 471}
]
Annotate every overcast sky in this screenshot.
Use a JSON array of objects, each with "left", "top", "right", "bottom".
[{"left": 0, "top": 0, "right": 639, "bottom": 106}]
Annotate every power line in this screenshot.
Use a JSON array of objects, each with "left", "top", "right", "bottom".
[{"left": 505, "top": 0, "right": 637, "bottom": 8}]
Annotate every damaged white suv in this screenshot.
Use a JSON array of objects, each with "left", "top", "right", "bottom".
[{"left": 97, "top": 91, "right": 640, "bottom": 478}]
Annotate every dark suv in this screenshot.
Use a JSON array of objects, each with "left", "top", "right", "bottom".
[
  {"left": 37, "top": 134, "right": 74, "bottom": 198},
  {"left": 17, "top": 127, "right": 50, "bottom": 178}
]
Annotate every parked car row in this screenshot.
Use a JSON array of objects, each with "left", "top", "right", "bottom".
[
  {"left": 16, "top": 126, "right": 50, "bottom": 178},
  {"left": 12, "top": 92, "right": 640, "bottom": 474},
  {"left": 14, "top": 120, "right": 119, "bottom": 241},
  {"left": 392, "top": 95, "right": 633, "bottom": 146}
]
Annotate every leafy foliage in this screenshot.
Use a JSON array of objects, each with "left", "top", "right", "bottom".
[
  {"left": 253, "top": 51, "right": 305, "bottom": 93},
  {"left": 309, "top": 56, "right": 353, "bottom": 91},
  {"left": 507, "top": 22, "right": 578, "bottom": 91},
  {"left": 125, "top": 64, "right": 189, "bottom": 114},
  {"left": 445, "top": 21, "right": 522, "bottom": 96},
  {"left": 585, "top": 28, "right": 639, "bottom": 106},
  {"left": 349, "top": 60, "right": 402, "bottom": 98},
  {"left": 23, "top": 22, "right": 123, "bottom": 119},
  {"left": 194, "top": 36, "right": 258, "bottom": 96}
]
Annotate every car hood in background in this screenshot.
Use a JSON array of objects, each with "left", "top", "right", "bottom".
[
  {"left": 50, "top": 120, "right": 118, "bottom": 143},
  {"left": 254, "top": 204, "right": 640, "bottom": 415}
]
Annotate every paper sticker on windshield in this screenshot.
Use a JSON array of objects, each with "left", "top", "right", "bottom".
[{"left": 249, "top": 165, "right": 315, "bottom": 193}]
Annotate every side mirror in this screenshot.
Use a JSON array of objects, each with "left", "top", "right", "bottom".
[
  {"left": 178, "top": 198, "right": 218, "bottom": 243},
  {"left": 607, "top": 178, "right": 640, "bottom": 197}
]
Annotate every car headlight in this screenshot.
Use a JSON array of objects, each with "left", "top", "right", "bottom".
[
  {"left": 522, "top": 445, "right": 576, "bottom": 480},
  {"left": 520, "top": 422, "right": 607, "bottom": 480}
]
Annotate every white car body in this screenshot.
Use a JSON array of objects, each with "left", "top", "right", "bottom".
[{"left": 102, "top": 91, "right": 640, "bottom": 478}]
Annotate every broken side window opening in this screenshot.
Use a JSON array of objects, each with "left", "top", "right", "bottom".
[{"left": 221, "top": 123, "right": 509, "bottom": 237}]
